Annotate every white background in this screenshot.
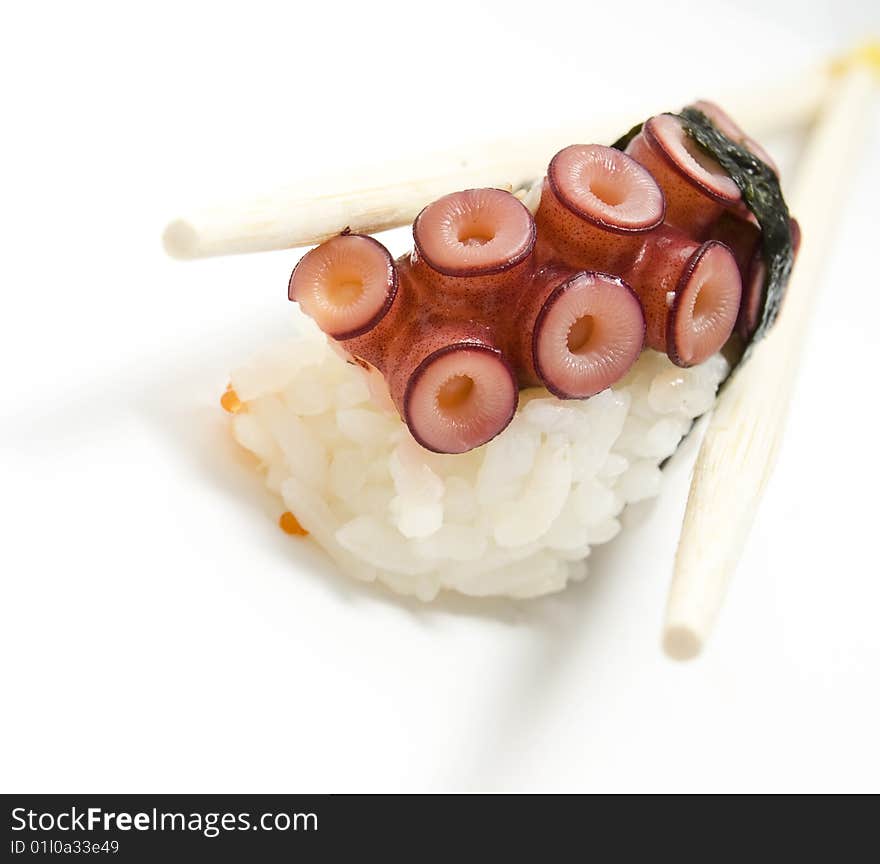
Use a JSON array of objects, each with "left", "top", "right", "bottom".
[{"left": 2, "top": 0, "right": 878, "bottom": 792}]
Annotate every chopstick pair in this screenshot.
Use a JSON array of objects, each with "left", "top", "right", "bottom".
[{"left": 164, "top": 45, "right": 879, "bottom": 658}]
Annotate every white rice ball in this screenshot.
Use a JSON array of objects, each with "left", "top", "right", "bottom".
[{"left": 230, "top": 308, "right": 727, "bottom": 599}]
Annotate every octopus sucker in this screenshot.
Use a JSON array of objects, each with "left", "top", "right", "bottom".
[
  {"left": 529, "top": 270, "right": 645, "bottom": 399},
  {"left": 546, "top": 145, "right": 666, "bottom": 233},
  {"left": 412, "top": 188, "right": 536, "bottom": 279},
  {"left": 286, "top": 104, "right": 797, "bottom": 453},
  {"left": 626, "top": 114, "right": 740, "bottom": 236},
  {"left": 537, "top": 144, "right": 664, "bottom": 273},
  {"left": 667, "top": 241, "right": 742, "bottom": 368},
  {"left": 288, "top": 233, "right": 398, "bottom": 340},
  {"left": 401, "top": 340, "right": 518, "bottom": 455}
]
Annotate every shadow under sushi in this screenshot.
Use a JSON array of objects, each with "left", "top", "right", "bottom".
[{"left": 6, "top": 318, "right": 714, "bottom": 791}]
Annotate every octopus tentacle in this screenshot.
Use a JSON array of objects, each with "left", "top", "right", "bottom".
[{"left": 288, "top": 108, "right": 796, "bottom": 453}]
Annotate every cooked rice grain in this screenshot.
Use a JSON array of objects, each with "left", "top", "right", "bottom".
[{"left": 230, "top": 309, "right": 727, "bottom": 600}]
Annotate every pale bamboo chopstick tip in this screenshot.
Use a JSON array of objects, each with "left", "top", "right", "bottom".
[
  {"left": 162, "top": 219, "right": 199, "bottom": 260},
  {"left": 663, "top": 626, "right": 703, "bottom": 662}
]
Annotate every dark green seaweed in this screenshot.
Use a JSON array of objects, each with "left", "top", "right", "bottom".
[
  {"left": 612, "top": 108, "right": 794, "bottom": 357},
  {"left": 676, "top": 106, "right": 793, "bottom": 351},
  {"left": 610, "top": 122, "right": 644, "bottom": 153}
]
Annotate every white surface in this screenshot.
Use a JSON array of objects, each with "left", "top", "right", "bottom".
[{"left": 2, "top": 0, "right": 878, "bottom": 792}]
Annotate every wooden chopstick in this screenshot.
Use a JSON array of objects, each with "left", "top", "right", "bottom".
[
  {"left": 663, "top": 53, "right": 878, "bottom": 661},
  {"left": 162, "top": 66, "right": 830, "bottom": 261}
]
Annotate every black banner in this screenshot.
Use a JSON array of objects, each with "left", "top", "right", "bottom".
[{"left": 3, "top": 794, "right": 578, "bottom": 860}]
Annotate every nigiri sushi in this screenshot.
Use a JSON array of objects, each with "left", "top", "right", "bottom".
[{"left": 225, "top": 102, "right": 798, "bottom": 600}]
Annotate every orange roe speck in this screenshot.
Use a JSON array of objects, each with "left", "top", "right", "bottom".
[
  {"left": 220, "top": 386, "right": 242, "bottom": 414},
  {"left": 279, "top": 511, "right": 308, "bottom": 537}
]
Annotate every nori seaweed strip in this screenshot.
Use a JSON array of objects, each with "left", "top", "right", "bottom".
[
  {"left": 611, "top": 121, "right": 644, "bottom": 152},
  {"left": 675, "top": 107, "right": 793, "bottom": 351},
  {"left": 611, "top": 109, "right": 794, "bottom": 357}
]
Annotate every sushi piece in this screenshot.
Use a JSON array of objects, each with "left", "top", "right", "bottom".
[{"left": 226, "top": 101, "right": 797, "bottom": 600}]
